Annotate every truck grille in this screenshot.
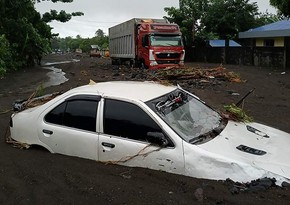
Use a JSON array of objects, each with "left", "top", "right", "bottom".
[
  {"left": 156, "top": 53, "right": 180, "bottom": 59},
  {"left": 156, "top": 60, "right": 180, "bottom": 64}
]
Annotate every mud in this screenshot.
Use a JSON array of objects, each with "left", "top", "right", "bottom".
[{"left": 0, "top": 53, "right": 290, "bottom": 204}]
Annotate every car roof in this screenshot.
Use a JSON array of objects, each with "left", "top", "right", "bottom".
[{"left": 69, "top": 81, "right": 177, "bottom": 102}]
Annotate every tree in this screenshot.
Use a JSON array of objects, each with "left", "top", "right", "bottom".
[
  {"left": 0, "top": 35, "right": 12, "bottom": 76},
  {"left": 270, "top": 0, "right": 290, "bottom": 17},
  {"left": 50, "top": 33, "right": 109, "bottom": 54},
  {"left": 165, "top": 0, "right": 209, "bottom": 46},
  {"left": 202, "top": 0, "right": 258, "bottom": 39},
  {"left": 165, "top": 0, "right": 261, "bottom": 46},
  {"left": 255, "top": 11, "right": 284, "bottom": 27},
  {"left": 0, "top": 0, "right": 51, "bottom": 68},
  {"left": 34, "top": 0, "right": 83, "bottom": 23},
  {"left": 95, "top": 29, "right": 104, "bottom": 38},
  {"left": 0, "top": 0, "right": 83, "bottom": 74}
]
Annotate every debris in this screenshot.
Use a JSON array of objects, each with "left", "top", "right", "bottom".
[
  {"left": 121, "top": 174, "right": 131, "bottom": 179},
  {"left": 6, "top": 136, "right": 30, "bottom": 149},
  {"left": 5, "top": 126, "right": 30, "bottom": 149},
  {"left": 282, "top": 181, "right": 290, "bottom": 187},
  {"left": 89, "top": 79, "right": 96, "bottom": 85},
  {"left": 223, "top": 104, "right": 253, "bottom": 122},
  {"left": 194, "top": 188, "right": 204, "bottom": 202},
  {"left": 120, "top": 169, "right": 132, "bottom": 179},
  {"left": 80, "top": 70, "right": 88, "bottom": 76},
  {"left": 246, "top": 178, "right": 276, "bottom": 193},
  {"left": 281, "top": 72, "right": 286, "bottom": 75},
  {"left": 235, "top": 88, "right": 255, "bottom": 107},
  {"left": 13, "top": 92, "right": 62, "bottom": 112},
  {"left": 227, "top": 177, "right": 277, "bottom": 194},
  {"left": 148, "top": 66, "right": 242, "bottom": 83},
  {"left": 230, "top": 186, "right": 240, "bottom": 195},
  {"left": 0, "top": 109, "right": 12, "bottom": 115}
]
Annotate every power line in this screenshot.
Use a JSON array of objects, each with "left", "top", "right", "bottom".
[{"left": 71, "top": 19, "right": 121, "bottom": 24}]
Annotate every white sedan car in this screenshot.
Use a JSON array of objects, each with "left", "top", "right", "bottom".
[{"left": 10, "top": 81, "right": 290, "bottom": 185}]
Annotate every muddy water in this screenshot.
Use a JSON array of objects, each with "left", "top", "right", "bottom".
[{"left": 42, "top": 59, "right": 80, "bottom": 87}]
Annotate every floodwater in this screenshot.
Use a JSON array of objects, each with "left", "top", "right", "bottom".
[{"left": 42, "top": 59, "right": 80, "bottom": 87}]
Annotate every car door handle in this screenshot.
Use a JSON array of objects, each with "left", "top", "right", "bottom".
[
  {"left": 43, "top": 129, "right": 53, "bottom": 135},
  {"left": 101, "top": 142, "right": 115, "bottom": 148}
]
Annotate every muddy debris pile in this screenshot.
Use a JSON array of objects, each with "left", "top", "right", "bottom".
[
  {"left": 150, "top": 66, "right": 241, "bottom": 82},
  {"left": 116, "top": 65, "right": 243, "bottom": 88}
]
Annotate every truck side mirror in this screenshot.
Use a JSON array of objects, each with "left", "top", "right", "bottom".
[
  {"left": 182, "top": 36, "right": 187, "bottom": 47},
  {"left": 142, "top": 35, "right": 149, "bottom": 48}
]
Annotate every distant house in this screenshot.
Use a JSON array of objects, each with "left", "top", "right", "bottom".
[
  {"left": 208, "top": 40, "right": 242, "bottom": 47},
  {"left": 90, "top": 45, "right": 101, "bottom": 57},
  {"left": 75, "top": 48, "right": 82, "bottom": 53},
  {"left": 90, "top": 45, "right": 100, "bottom": 51},
  {"left": 239, "top": 20, "right": 290, "bottom": 47}
]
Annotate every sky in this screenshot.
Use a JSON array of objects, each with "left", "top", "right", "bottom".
[{"left": 34, "top": 0, "right": 277, "bottom": 38}]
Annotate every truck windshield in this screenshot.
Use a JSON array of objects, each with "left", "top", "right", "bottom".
[
  {"left": 150, "top": 35, "right": 182, "bottom": 47},
  {"left": 146, "top": 89, "right": 226, "bottom": 144}
]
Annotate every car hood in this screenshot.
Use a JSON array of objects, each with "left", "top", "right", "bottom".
[{"left": 198, "top": 121, "right": 290, "bottom": 181}]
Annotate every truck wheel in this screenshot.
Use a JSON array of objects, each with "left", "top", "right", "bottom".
[
  {"left": 141, "top": 61, "right": 148, "bottom": 69},
  {"left": 130, "top": 60, "right": 135, "bottom": 68},
  {"left": 112, "top": 59, "right": 119, "bottom": 65}
]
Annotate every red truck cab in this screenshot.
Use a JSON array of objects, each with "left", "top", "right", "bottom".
[{"left": 137, "top": 20, "right": 185, "bottom": 69}]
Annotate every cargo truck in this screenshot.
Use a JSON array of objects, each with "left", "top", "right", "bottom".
[{"left": 109, "top": 18, "right": 185, "bottom": 69}]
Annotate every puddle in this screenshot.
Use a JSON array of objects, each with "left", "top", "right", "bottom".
[
  {"left": 42, "top": 59, "right": 80, "bottom": 87},
  {"left": 42, "top": 66, "right": 68, "bottom": 88},
  {"left": 43, "top": 59, "right": 80, "bottom": 66}
]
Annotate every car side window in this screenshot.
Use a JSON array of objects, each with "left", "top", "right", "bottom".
[
  {"left": 104, "top": 99, "right": 172, "bottom": 146},
  {"left": 45, "top": 99, "right": 98, "bottom": 132}
]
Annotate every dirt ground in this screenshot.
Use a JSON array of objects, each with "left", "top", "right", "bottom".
[{"left": 1, "top": 53, "right": 290, "bottom": 204}]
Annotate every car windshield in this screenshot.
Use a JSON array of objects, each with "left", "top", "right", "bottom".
[
  {"left": 150, "top": 35, "right": 182, "bottom": 47},
  {"left": 146, "top": 89, "right": 225, "bottom": 144}
]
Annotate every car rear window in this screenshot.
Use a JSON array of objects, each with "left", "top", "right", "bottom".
[{"left": 45, "top": 99, "right": 98, "bottom": 132}]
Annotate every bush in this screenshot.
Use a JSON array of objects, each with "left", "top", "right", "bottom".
[{"left": 0, "top": 35, "right": 12, "bottom": 75}]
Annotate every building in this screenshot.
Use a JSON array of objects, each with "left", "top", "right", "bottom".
[
  {"left": 239, "top": 19, "right": 290, "bottom": 47},
  {"left": 239, "top": 20, "right": 290, "bottom": 68},
  {"left": 208, "top": 40, "right": 242, "bottom": 47}
]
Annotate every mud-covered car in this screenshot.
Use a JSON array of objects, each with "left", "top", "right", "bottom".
[{"left": 9, "top": 81, "right": 290, "bottom": 185}]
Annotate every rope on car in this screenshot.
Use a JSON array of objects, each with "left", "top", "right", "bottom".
[{"left": 106, "top": 144, "right": 163, "bottom": 165}]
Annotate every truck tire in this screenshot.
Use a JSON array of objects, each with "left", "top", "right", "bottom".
[
  {"left": 130, "top": 60, "right": 135, "bottom": 68},
  {"left": 112, "top": 59, "right": 119, "bottom": 65},
  {"left": 141, "top": 60, "right": 148, "bottom": 69}
]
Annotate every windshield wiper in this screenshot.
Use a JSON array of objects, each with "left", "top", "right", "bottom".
[{"left": 189, "top": 118, "right": 228, "bottom": 145}]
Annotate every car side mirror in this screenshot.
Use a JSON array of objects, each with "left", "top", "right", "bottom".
[{"left": 147, "top": 132, "right": 168, "bottom": 147}]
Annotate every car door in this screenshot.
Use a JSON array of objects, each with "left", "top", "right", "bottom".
[
  {"left": 98, "top": 98, "right": 185, "bottom": 175},
  {"left": 37, "top": 95, "right": 100, "bottom": 160}
]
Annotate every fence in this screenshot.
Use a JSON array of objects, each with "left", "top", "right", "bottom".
[{"left": 188, "top": 46, "right": 290, "bottom": 69}]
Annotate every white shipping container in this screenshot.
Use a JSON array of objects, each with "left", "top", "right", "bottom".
[
  {"left": 109, "top": 19, "right": 136, "bottom": 59},
  {"left": 109, "top": 18, "right": 168, "bottom": 59}
]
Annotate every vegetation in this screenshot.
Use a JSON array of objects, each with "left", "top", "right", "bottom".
[
  {"left": 51, "top": 30, "right": 109, "bottom": 53},
  {"left": 0, "top": 35, "right": 12, "bottom": 76},
  {"left": 223, "top": 103, "right": 253, "bottom": 122},
  {"left": 165, "top": 0, "right": 282, "bottom": 47},
  {"left": 270, "top": 0, "right": 290, "bottom": 17},
  {"left": 0, "top": 0, "right": 283, "bottom": 77},
  {"left": 0, "top": 0, "right": 83, "bottom": 76}
]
